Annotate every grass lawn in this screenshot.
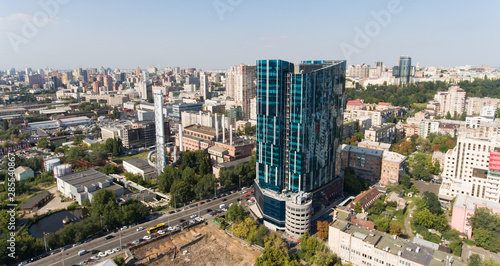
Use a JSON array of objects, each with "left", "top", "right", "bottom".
[{"left": 115, "top": 151, "right": 150, "bottom": 163}]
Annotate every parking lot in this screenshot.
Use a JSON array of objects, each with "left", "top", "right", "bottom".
[{"left": 412, "top": 179, "right": 440, "bottom": 196}]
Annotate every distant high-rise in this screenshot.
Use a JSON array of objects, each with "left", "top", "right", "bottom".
[
  {"left": 200, "top": 72, "right": 209, "bottom": 100},
  {"left": 225, "top": 64, "right": 256, "bottom": 120},
  {"left": 154, "top": 89, "right": 166, "bottom": 173},
  {"left": 255, "top": 59, "right": 346, "bottom": 236},
  {"left": 135, "top": 67, "right": 141, "bottom": 76},
  {"left": 393, "top": 55, "right": 415, "bottom": 85}
]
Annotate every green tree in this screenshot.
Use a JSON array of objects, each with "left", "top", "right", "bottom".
[
  {"left": 66, "top": 146, "right": 86, "bottom": 161},
  {"left": 90, "top": 145, "right": 108, "bottom": 162},
  {"left": 194, "top": 174, "right": 216, "bottom": 200},
  {"left": 467, "top": 254, "right": 482, "bottom": 266},
  {"left": 170, "top": 179, "right": 193, "bottom": 206},
  {"left": 121, "top": 199, "right": 148, "bottom": 225},
  {"left": 226, "top": 204, "right": 248, "bottom": 222},
  {"left": 354, "top": 201, "right": 362, "bottom": 214},
  {"left": 157, "top": 165, "right": 180, "bottom": 193},
  {"left": 37, "top": 137, "right": 49, "bottom": 149},
  {"left": 99, "top": 164, "right": 118, "bottom": 174},
  {"left": 2, "top": 120, "right": 8, "bottom": 131},
  {"left": 422, "top": 191, "right": 442, "bottom": 215}
]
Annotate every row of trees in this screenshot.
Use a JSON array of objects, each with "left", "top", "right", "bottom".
[
  {"left": 347, "top": 79, "right": 500, "bottom": 108},
  {"left": 157, "top": 151, "right": 256, "bottom": 206},
  {"left": 469, "top": 207, "right": 500, "bottom": 252},
  {"left": 411, "top": 192, "right": 462, "bottom": 255},
  {"left": 46, "top": 189, "right": 147, "bottom": 249}
]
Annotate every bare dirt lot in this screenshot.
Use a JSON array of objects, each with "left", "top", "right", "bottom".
[{"left": 132, "top": 222, "right": 261, "bottom": 266}]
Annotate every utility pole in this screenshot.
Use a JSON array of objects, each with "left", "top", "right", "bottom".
[
  {"left": 239, "top": 175, "right": 242, "bottom": 203},
  {"left": 43, "top": 232, "right": 47, "bottom": 253}
]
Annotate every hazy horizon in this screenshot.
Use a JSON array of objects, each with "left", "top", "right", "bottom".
[{"left": 1, "top": 0, "right": 499, "bottom": 70}]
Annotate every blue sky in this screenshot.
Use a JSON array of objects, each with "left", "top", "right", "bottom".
[{"left": 0, "top": 0, "right": 498, "bottom": 70}]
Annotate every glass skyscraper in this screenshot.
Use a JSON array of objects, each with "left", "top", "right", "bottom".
[
  {"left": 255, "top": 59, "right": 346, "bottom": 236},
  {"left": 393, "top": 55, "right": 415, "bottom": 85}
]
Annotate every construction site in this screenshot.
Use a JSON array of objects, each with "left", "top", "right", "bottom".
[{"left": 131, "top": 221, "right": 262, "bottom": 266}]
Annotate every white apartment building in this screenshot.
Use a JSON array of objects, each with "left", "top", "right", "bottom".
[
  {"left": 466, "top": 97, "right": 500, "bottom": 116},
  {"left": 432, "top": 85, "right": 466, "bottom": 116},
  {"left": 439, "top": 136, "right": 500, "bottom": 203},
  {"left": 328, "top": 219, "right": 465, "bottom": 266},
  {"left": 345, "top": 109, "right": 394, "bottom": 127},
  {"left": 225, "top": 64, "right": 256, "bottom": 120}
]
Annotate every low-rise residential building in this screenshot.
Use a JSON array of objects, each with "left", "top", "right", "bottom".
[
  {"left": 380, "top": 151, "right": 407, "bottom": 186},
  {"left": 18, "top": 191, "right": 51, "bottom": 214},
  {"left": 338, "top": 145, "right": 406, "bottom": 185},
  {"left": 338, "top": 145, "right": 383, "bottom": 183},
  {"left": 343, "top": 120, "right": 358, "bottom": 140},
  {"left": 123, "top": 158, "right": 157, "bottom": 180},
  {"left": 15, "top": 166, "right": 34, "bottom": 181},
  {"left": 358, "top": 141, "right": 391, "bottom": 151},
  {"left": 345, "top": 108, "right": 394, "bottom": 127},
  {"left": 212, "top": 156, "right": 253, "bottom": 179},
  {"left": 451, "top": 194, "right": 500, "bottom": 239},
  {"left": 364, "top": 123, "right": 396, "bottom": 143},
  {"left": 55, "top": 168, "right": 124, "bottom": 204},
  {"left": 349, "top": 187, "right": 383, "bottom": 213},
  {"left": 328, "top": 219, "right": 465, "bottom": 266}
]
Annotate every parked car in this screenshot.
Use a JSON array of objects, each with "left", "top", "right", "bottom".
[
  {"left": 105, "top": 235, "right": 114, "bottom": 240},
  {"left": 136, "top": 227, "right": 144, "bottom": 232}
]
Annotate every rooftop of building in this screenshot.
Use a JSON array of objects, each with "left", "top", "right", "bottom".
[
  {"left": 184, "top": 125, "right": 217, "bottom": 136},
  {"left": 352, "top": 187, "right": 383, "bottom": 208},
  {"left": 123, "top": 158, "right": 156, "bottom": 173},
  {"left": 346, "top": 99, "right": 364, "bottom": 106},
  {"left": 20, "top": 191, "right": 50, "bottom": 210},
  {"left": 382, "top": 151, "right": 407, "bottom": 163},
  {"left": 208, "top": 146, "right": 228, "bottom": 153},
  {"left": 453, "top": 194, "right": 500, "bottom": 211},
  {"left": 341, "top": 144, "right": 384, "bottom": 157},
  {"left": 358, "top": 140, "right": 392, "bottom": 149},
  {"left": 15, "top": 166, "right": 33, "bottom": 174},
  {"left": 214, "top": 156, "right": 252, "bottom": 169},
  {"left": 367, "top": 123, "right": 396, "bottom": 131},
  {"left": 57, "top": 168, "right": 112, "bottom": 188},
  {"left": 121, "top": 190, "right": 158, "bottom": 203}
]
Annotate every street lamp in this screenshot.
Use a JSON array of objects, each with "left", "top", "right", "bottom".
[{"left": 239, "top": 175, "right": 242, "bottom": 203}]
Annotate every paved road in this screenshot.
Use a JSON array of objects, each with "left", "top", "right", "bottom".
[{"left": 28, "top": 188, "right": 254, "bottom": 266}]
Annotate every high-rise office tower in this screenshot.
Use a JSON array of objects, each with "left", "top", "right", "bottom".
[
  {"left": 393, "top": 55, "right": 415, "bottom": 85},
  {"left": 255, "top": 59, "right": 346, "bottom": 236},
  {"left": 225, "top": 64, "right": 257, "bottom": 120},
  {"left": 154, "top": 89, "right": 166, "bottom": 173},
  {"left": 200, "top": 72, "right": 209, "bottom": 100}
]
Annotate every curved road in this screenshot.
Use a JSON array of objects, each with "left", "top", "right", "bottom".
[{"left": 28, "top": 188, "right": 253, "bottom": 266}]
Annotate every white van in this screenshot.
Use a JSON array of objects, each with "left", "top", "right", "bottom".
[{"left": 78, "top": 250, "right": 88, "bottom": 256}]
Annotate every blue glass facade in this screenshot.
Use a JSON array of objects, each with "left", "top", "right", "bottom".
[{"left": 256, "top": 59, "right": 346, "bottom": 227}]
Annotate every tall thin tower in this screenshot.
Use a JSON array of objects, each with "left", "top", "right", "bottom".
[{"left": 154, "top": 88, "right": 166, "bottom": 173}]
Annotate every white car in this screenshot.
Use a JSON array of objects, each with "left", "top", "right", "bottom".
[
  {"left": 98, "top": 252, "right": 108, "bottom": 257},
  {"left": 90, "top": 256, "right": 100, "bottom": 260},
  {"left": 120, "top": 226, "right": 128, "bottom": 231},
  {"left": 112, "top": 247, "right": 121, "bottom": 252},
  {"left": 143, "top": 235, "right": 151, "bottom": 240},
  {"left": 136, "top": 227, "right": 144, "bottom": 232},
  {"left": 132, "top": 240, "right": 140, "bottom": 245},
  {"left": 158, "top": 230, "right": 166, "bottom": 235},
  {"left": 105, "top": 249, "right": 114, "bottom": 255},
  {"left": 190, "top": 214, "right": 197, "bottom": 219}
]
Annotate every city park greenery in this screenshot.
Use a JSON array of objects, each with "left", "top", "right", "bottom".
[
  {"left": 469, "top": 207, "right": 500, "bottom": 252},
  {"left": 410, "top": 191, "right": 463, "bottom": 256},
  {"left": 157, "top": 150, "right": 256, "bottom": 207},
  {"left": 220, "top": 204, "right": 342, "bottom": 266},
  {"left": 346, "top": 78, "right": 500, "bottom": 109}
]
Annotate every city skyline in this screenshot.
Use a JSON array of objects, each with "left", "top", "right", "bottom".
[{"left": 1, "top": 0, "right": 500, "bottom": 70}]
